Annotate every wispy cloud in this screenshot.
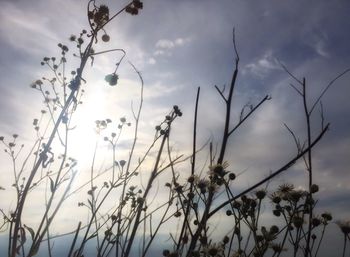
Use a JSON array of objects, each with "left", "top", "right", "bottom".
[
  {"left": 310, "top": 33, "right": 329, "bottom": 58},
  {"left": 0, "top": 4, "right": 58, "bottom": 55},
  {"left": 153, "top": 37, "right": 191, "bottom": 57},
  {"left": 243, "top": 50, "right": 281, "bottom": 78},
  {"left": 155, "top": 37, "right": 191, "bottom": 49},
  {"left": 155, "top": 39, "right": 176, "bottom": 49},
  {"left": 148, "top": 57, "right": 156, "bottom": 64}
]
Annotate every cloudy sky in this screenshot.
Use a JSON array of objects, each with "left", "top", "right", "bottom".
[{"left": 0, "top": 0, "right": 350, "bottom": 256}]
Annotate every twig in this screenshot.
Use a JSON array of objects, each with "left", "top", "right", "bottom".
[
  {"left": 309, "top": 68, "right": 350, "bottom": 115},
  {"left": 208, "top": 123, "right": 329, "bottom": 218}
]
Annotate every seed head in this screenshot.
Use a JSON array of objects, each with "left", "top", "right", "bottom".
[
  {"left": 310, "top": 184, "right": 319, "bottom": 193},
  {"left": 102, "top": 34, "right": 110, "bottom": 42},
  {"left": 255, "top": 189, "right": 266, "bottom": 200},
  {"left": 336, "top": 220, "right": 350, "bottom": 235}
]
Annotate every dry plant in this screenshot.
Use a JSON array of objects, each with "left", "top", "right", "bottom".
[{"left": 1, "top": 1, "right": 349, "bottom": 257}]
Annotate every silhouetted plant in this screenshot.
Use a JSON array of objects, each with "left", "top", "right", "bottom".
[{"left": 1, "top": 1, "right": 349, "bottom": 257}]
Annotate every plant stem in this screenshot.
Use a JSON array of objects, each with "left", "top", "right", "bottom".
[
  {"left": 123, "top": 131, "right": 168, "bottom": 257},
  {"left": 302, "top": 78, "right": 313, "bottom": 257},
  {"left": 208, "top": 123, "right": 329, "bottom": 218}
]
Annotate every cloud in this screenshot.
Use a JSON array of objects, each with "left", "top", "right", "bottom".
[
  {"left": 155, "top": 37, "right": 191, "bottom": 49},
  {"left": 155, "top": 39, "right": 175, "bottom": 49},
  {"left": 0, "top": 4, "right": 58, "bottom": 55},
  {"left": 310, "top": 34, "right": 329, "bottom": 58},
  {"left": 148, "top": 57, "right": 156, "bottom": 64},
  {"left": 154, "top": 49, "right": 168, "bottom": 56},
  {"left": 243, "top": 51, "right": 281, "bottom": 78},
  {"left": 152, "top": 37, "right": 192, "bottom": 58}
]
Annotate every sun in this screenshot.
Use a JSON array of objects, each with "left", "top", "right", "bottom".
[{"left": 68, "top": 87, "right": 109, "bottom": 172}]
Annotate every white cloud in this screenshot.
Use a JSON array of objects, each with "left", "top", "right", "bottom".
[
  {"left": 154, "top": 49, "right": 167, "bottom": 56},
  {"left": 0, "top": 3, "right": 59, "bottom": 55},
  {"left": 153, "top": 37, "right": 192, "bottom": 60},
  {"left": 156, "top": 39, "right": 175, "bottom": 49},
  {"left": 148, "top": 57, "right": 156, "bottom": 64},
  {"left": 143, "top": 81, "right": 182, "bottom": 99},
  {"left": 174, "top": 37, "right": 191, "bottom": 46},
  {"left": 243, "top": 51, "right": 281, "bottom": 78},
  {"left": 155, "top": 37, "right": 191, "bottom": 49},
  {"left": 315, "top": 41, "right": 328, "bottom": 57}
]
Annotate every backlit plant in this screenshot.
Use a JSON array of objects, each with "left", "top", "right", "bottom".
[{"left": 0, "top": 1, "right": 349, "bottom": 257}]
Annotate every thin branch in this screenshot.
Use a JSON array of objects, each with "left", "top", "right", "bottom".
[
  {"left": 177, "top": 87, "right": 200, "bottom": 251},
  {"left": 192, "top": 87, "right": 200, "bottom": 177},
  {"left": 284, "top": 123, "right": 302, "bottom": 153},
  {"left": 228, "top": 95, "right": 270, "bottom": 137},
  {"left": 208, "top": 123, "right": 329, "bottom": 218},
  {"left": 215, "top": 85, "right": 227, "bottom": 102},
  {"left": 232, "top": 27, "right": 239, "bottom": 62},
  {"left": 278, "top": 60, "right": 303, "bottom": 85},
  {"left": 67, "top": 222, "right": 81, "bottom": 257},
  {"left": 309, "top": 68, "right": 350, "bottom": 114},
  {"left": 289, "top": 83, "right": 303, "bottom": 96},
  {"left": 319, "top": 101, "right": 325, "bottom": 130}
]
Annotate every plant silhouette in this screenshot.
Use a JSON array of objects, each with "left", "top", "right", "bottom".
[{"left": 0, "top": 1, "right": 349, "bottom": 257}]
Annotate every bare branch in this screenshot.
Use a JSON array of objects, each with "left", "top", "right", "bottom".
[
  {"left": 209, "top": 123, "right": 330, "bottom": 218},
  {"left": 232, "top": 27, "right": 239, "bottom": 62},
  {"left": 228, "top": 95, "right": 270, "bottom": 137},
  {"left": 309, "top": 68, "right": 350, "bottom": 114},
  {"left": 214, "top": 85, "right": 227, "bottom": 102},
  {"left": 278, "top": 60, "right": 303, "bottom": 85},
  {"left": 289, "top": 83, "right": 303, "bottom": 96},
  {"left": 284, "top": 123, "right": 302, "bottom": 153}
]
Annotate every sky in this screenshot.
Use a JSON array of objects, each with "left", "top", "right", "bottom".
[{"left": 0, "top": 0, "right": 350, "bottom": 256}]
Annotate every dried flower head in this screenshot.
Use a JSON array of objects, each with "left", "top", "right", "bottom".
[
  {"left": 196, "top": 178, "right": 210, "bottom": 194},
  {"left": 228, "top": 172, "right": 236, "bottom": 180},
  {"left": 336, "top": 220, "right": 350, "bottom": 235},
  {"left": 321, "top": 212, "right": 332, "bottom": 222},
  {"left": 105, "top": 73, "right": 118, "bottom": 86},
  {"left": 102, "top": 34, "right": 110, "bottom": 42},
  {"left": 94, "top": 5, "right": 109, "bottom": 26},
  {"left": 119, "top": 160, "right": 126, "bottom": 167},
  {"left": 292, "top": 215, "right": 304, "bottom": 228},
  {"left": 278, "top": 183, "right": 294, "bottom": 194},
  {"left": 203, "top": 243, "right": 224, "bottom": 257},
  {"left": 269, "top": 243, "right": 287, "bottom": 253},
  {"left": 310, "top": 184, "right": 319, "bottom": 193},
  {"left": 69, "top": 35, "right": 76, "bottom": 41},
  {"left": 255, "top": 189, "right": 267, "bottom": 200}
]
